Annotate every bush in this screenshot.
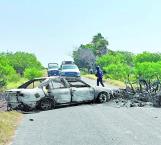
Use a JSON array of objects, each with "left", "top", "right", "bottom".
[
  {"left": 0, "top": 64, "right": 20, "bottom": 87},
  {"left": 134, "top": 52, "right": 161, "bottom": 63},
  {"left": 103, "top": 63, "right": 131, "bottom": 81},
  {"left": 7, "top": 52, "right": 42, "bottom": 75},
  {"left": 134, "top": 62, "right": 161, "bottom": 80},
  {"left": 7, "top": 73, "right": 20, "bottom": 83},
  {"left": 24, "top": 68, "right": 43, "bottom": 80}
]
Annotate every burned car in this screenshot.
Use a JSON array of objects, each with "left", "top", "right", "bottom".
[{"left": 5, "top": 77, "right": 112, "bottom": 111}]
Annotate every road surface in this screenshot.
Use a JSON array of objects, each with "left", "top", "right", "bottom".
[{"left": 11, "top": 78, "right": 161, "bottom": 145}]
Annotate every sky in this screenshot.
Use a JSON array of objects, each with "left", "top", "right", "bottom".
[{"left": 0, "top": 0, "right": 161, "bottom": 67}]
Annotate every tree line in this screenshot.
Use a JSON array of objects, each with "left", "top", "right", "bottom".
[
  {"left": 73, "top": 33, "right": 161, "bottom": 83},
  {"left": 0, "top": 52, "right": 43, "bottom": 87},
  {"left": 73, "top": 33, "right": 108, "bottom": 71}
]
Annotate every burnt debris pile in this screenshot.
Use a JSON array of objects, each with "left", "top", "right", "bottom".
[{"left": 112, "top": 78, "right": 161, "bottom": 107}]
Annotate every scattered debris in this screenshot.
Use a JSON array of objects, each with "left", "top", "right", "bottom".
[{"left": 112, "top": 77, "right": 161, "bottom": 108}]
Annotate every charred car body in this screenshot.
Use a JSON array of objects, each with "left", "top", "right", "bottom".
[{"left": 5, "top": 77, "right": 112, "bottom": 111}]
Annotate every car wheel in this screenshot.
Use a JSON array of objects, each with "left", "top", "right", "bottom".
[
  {"left": 97, "top": 92, "right": 109, "bottom": 103},
  {"left": 39, "top": 98, "right": 54, "bottom": 111}
]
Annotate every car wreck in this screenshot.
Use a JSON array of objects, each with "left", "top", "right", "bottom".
[{"left": 5, "top": 77, "right": 112, "bottom": 111}]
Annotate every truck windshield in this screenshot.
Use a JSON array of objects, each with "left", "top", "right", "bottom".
[
  {"left": 62, "top": 65, "right": 78, "bottom": 69},
  {"left": 48, "top": 65, "right": 59, "bottom": 69}
]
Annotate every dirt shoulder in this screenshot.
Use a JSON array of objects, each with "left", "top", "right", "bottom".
[
  {"left": 0, "top": 93, "right": 23, "bottom": 145},
  {"left": 0, "top": 111, "right": 22, "bottom": 145}
]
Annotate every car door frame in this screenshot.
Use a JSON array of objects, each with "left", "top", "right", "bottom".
[
  {"left": 47, "top": 78, "right": 72, "bottom": 104},
  {"left": 69, "top": 80, "right": 95, "bottom": 103}
]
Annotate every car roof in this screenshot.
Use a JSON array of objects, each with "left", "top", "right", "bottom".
[
  {"left": 61, "top": 64, "right": 76, "bottom": 66},
  {"left": 18, "top": 76, "right": 65, "bottom": 89}
]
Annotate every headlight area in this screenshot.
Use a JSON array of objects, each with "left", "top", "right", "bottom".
[
  {"left": 76, "top": 72, "right": 80, "bottom": 77},
  {"left": 60, "top": 72, "right": 65, "bottom": 76}
]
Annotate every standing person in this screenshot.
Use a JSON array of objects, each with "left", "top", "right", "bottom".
[{"left": 95, "top": 66, "right": 104, "bottom": 87}]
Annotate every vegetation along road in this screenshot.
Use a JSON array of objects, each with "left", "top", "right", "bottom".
[{"left": 11, "top": 78, "right": 161, "bottom": 145}]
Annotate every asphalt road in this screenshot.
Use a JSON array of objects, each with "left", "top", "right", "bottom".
[{"left": 11, "top": 78, "right": 161, "bottom": 145}]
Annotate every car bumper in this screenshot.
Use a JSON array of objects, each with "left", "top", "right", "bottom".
[{"left": 48, "top": 70, "right": 60, "bottom": 76}]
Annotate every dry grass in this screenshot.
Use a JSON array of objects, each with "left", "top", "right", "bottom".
[
  {"left": 82, "top": 74, "right": 125, "bottom": 88},
  {"left": 82, "top": 74, "right": 97, "bottom": 80},
  {"left": 105, "top": 79, "right": 125, "bottom": 88},
  {"left": 0, "top": 111, "right": 22, "bottom": 145}
]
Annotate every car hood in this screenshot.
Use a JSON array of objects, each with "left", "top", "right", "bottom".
[{"left": 61, "top": 69, "right": 80, "bottom": 73}]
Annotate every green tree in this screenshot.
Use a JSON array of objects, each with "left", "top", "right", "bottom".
[
  {"left": 92, "top": 33, "right": 109, "bottom": 56},
  {"left": 24, "top": 68, "right": 43, "bottom": 80},
  {"left": 114, "top": 51, "right": 134, "bottom": 66},
  {"left": 134, "top": 52, "right": 161, "bottom": 64},
  {"left": 72, "top": 33, "right": 109, "bottom": 70},
  {"left": 7, "top": 52, "right": 42, "bottom": 75},
  {"left": 0, "top": 51, "right": 43, "bottom": 87},
  {"left": 96, "top": 52, "right": 128, "bottom": 68},
  {"left": 73, "top": 47, "right": 96, "bottom": 70},
  {"left": 135, "top": 62, "right": 161, "bottom": 80},
  {"left": 103, "top": 63, "right": 131, "bottom": 81}
]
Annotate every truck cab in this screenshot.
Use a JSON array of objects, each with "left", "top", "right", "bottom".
[{"left": 47, "top": 63, "right": 60, "bottom": 77}]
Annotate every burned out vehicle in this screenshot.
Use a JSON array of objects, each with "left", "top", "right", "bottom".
[{"left": 5, "top": 77, "right": 112, "bottom": 111}]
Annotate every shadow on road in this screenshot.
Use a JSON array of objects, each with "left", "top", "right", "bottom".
[{"left": 19, "top": 102, "right": 98, "bottom": 114}]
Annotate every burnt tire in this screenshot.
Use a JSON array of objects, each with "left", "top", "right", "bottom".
[
  {"left": 97, "top": 92, "right": 109, "bottom": 103},
  {"left": 39, "top": 98, "right": 55, "bottom": 111}
]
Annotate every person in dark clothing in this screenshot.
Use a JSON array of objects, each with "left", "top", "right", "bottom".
[{"left": 95, "top": 66, "right": 104, "bottom": 87}]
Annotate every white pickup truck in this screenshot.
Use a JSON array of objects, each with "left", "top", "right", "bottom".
[{"left": 60, "top": 61, "right": 81, "bottom": 81}]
